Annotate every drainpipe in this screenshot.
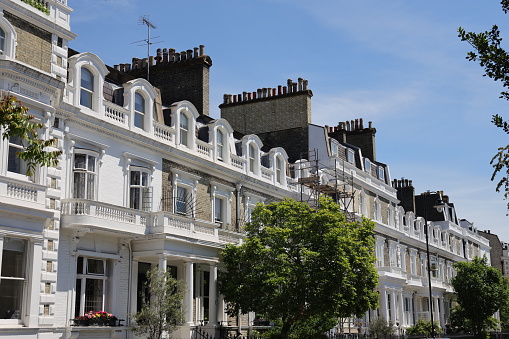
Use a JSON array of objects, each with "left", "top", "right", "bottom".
[{"left": 235, "top": 183, "right": 242, "bottom": 232}]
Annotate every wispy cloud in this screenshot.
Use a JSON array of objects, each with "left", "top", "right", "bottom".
[{"left": 312, "top": 87, "right": 420, "bottom": 126}]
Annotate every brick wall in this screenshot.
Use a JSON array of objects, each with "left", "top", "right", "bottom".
[
  {"left": 220, "top": 91, "right": 312, "bottom": 136},
  {"left": 128, "top": 57, "right": 211, "bottom": 116},
  {"left": 257, "top": 127, "right": 309, "bottom": 163},
  {"left": 5, "top": 11, "right": 51, "bottom": 73}
]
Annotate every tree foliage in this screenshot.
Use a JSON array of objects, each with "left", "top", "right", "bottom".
[
  {"left": 458, "top": 1, "right": 509, "bottom": 209},
  {"left": 367, "top": 317, "right": 395, "bottom": 339},
  {"left": 0, "top": 95, "right": 60, "bottom": 175},
  {"left": 130, "top": 267, "right": 186, "bottom": 339},
  {"left": 450, "top": 256, "right": 509, "bottom": 335},
  {"left": 218, "top": 197, "right": 379, "bottom": 338},
  {"left": 406, "top": 320, "right": 442, "bottom": 336}
]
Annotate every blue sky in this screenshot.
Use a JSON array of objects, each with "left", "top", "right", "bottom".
[{"left": 69, "top": 0, "right": 509, "bottom": 241}]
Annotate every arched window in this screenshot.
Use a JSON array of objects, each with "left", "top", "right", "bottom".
[
  {"left": 134, "top": 92, "right": 145, "bottom": 129},
  {"left": 180, "top": 113, "right": 189, "bottom": 146},
  {"left": 80, "top": 68, "right": 94, "bottom": 109},
  {"left": 216, "top": 129, "right": 224, "bottom": 160},
  {"left": 0, "top": 27, "right": 5, "bottom": 54}
]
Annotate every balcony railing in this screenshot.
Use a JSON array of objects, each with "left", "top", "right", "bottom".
[
  {"left": 196, "top": 139, "right": 213, "bottom": 158},
  {"left": 153, "top": 122, "right": 175, "bottom": 143},
  {"left": 61, "top": 199, "right": 148, "bottom": 235},
  {"left": 0, "top": 176, "right": 46, "bottom": 206},
  {"left": 104, "top": 101, "right": 129, "bottom": 126}
]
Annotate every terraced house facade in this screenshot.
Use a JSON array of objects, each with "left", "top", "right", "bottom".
[{"left": 0, "top": 0, "right": 493, "bottom": 338}]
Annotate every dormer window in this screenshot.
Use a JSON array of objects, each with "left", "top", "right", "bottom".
[
  {"left": 80, "top": 68, "right": 94, "bottom": 109},
  {"left": 346, "top": 149, "right": 355, "bottom": 164},
  {"left": 378, "top": 166, "right": 385, "bottom": 181},
  {"left": 364, "top": 158, "right": 371, "bottom": 173},
  {"left": 180, "top": 113, "right": 189, "bottom": 146},
  {"left": 134, "top": 92, "right": 145, "bottom": 129},
  {"left": 216, "top": 129, "right": 224, "bottom": 160}
]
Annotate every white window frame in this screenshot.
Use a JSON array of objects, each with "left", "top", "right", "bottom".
[
  {"left": 171, "top": 169, "right": 199, "bottom": 218},
  {"left": 72, "top": 150, "right": 98, "bottom": 200},
  {"left": 123, "top": 79, "right": 157, "bottom": 133},
  {"left": 375, "top": 236, "right": 385, "bottom": 267},
  {"left": 74, "top": 256, "right": 108, "bottom": 317},
  {"left": 359, "top": 191, "right": 367, "bottom": 216},
  {"left": 134, "top": 91, "right": 146, "bottom": 130},
  {"left": 129, "top": 167, "right": 151, "bottom": 211},
  {"left": 0, "top": 236, "right": 28, "bottom": 325},
  {"left": 243, "top": 193, "right": 265, "bottom": 225},
  {"left": 346, "top": 149, "right": 355, "bottom": 164},
  {"left": 378, "top": 166, "right": 385, "bottom": 181},
  {"left": 180, "top": 112, "right": 189, "bottom": 146},
  {"left": 7, "top": 135, "right": 28, "bottom": 179},
  {"left": 80, "top": 67, "right": 94, "bottom": 109},
  {"left": 123, "top": 152, "right": 157, "bottom": 212},
  {"left": 364, "top": 158, "right": 371, "bottom": 173},
  {"left": 373, "top": 198, "right": 381, "bottom": 222},
  {"left": 211, "top": 182, "right": 233, "bottom": 227}
]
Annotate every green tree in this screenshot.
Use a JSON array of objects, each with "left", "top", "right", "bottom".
[
  {"left": 218, "top": 197, "right": 379, "bottom": 339},
  {"left": 130, "top": 267, "right": 186, "bottom": 339},
  {"left": 367, "top": 317, "right": 395, "bottom": 339},
  {"left": 406, "top": 320, "right": 442, "bottom": 336},
  {"left": 458, "top": 1, "right": 509, "bottom": 208},
  {"left": 0, "top": 95, "right": 60, "bottom": 175},
  {"left": 450, "top": 256, "right": 509, "bottom": 336}
]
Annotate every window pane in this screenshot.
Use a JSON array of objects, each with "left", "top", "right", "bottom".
[
  {"left": 86, "top": 174, "right": 95, "bottom": 200},
  {"left": 80, "top": 90, "right": 93, "bottom": 108},
  {"left": 0, "top": 280, "right": 23, "bottom": 319},
  {"left": 81, "top": 68, "right": 93, "bottom": 91},
  {"left": 87, "top": 155, "right": 95, "bottom": 172},
  {"left": 8, "top": 145, "right": 22, "bottom": 173},
  {"left": 215, "top": 197, "right": 223, "bottom": 222},
  {"left": 130, "top": 171, "right": 140, "bottom": 185},
  {"left": 176, "top": 186, "right": 187, "bottom": 214},
  {"left": 73, "top": 172, "right": 85, "bottom": 199},
  {"left": 77, "top": 257, "right": 84, "bottom": 274},
  {"left": 0, "top": 27, "right": 5, "bottom": 53},
  {"left": 74, "top": 154, "right": 86, "bottom": 169},
  {"left": 87, "top": 259, "right": 105, "bottom": 275},
  {"left": 134, "top": 112, "right": 144, "bottom": 129},
  {"left": 75, "top": 278, "right": 82, "bottom": 317},
  {"left": 141, "top": 172, "right": 148, "bottom": 186},
  {"left": 130, "top": 187, "right": 140, "bottom": 209},
  {"left": 2, "top": 238, "right": 26, "bottom": 278},
  {"left": 135, "top": 93, "right": 145, "bottom": 113},
  {"left": 84, "top": 279, "right": 103, "bottom": 313},
  {"left": 180, "top": 113, "right": 188, "bottom": 129}
]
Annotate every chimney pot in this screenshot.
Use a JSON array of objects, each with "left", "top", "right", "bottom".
[
  {"left": 124, "top": 63, "right": 131, "bottom": 72},
  {"left": 360, "top": 118, "right": 364, "bottom": 129},
  {"left": 283, "top": 86, "right": 287, "bottom": 94},
  {"left": 114, "top": 64, "right": 120, "bottom": 71},
  {"left": 248, "top": 92, "right": 252, "bottom": 100},
  {"left": 194, "top": 47, "right": 199, "bottom": 58},
  {"left": 180, "top": 51, "right": 186, "bottom": 61},
  {"left": 298, "top": 78, "right": 303, "bottom": 91},
  {"left": 272, "top": 88, "right": 277, "bottom": 96},
  {"left": 252, "top": 92, "right": 257, "bottom": 100},
  {"left": 169, "top": 48, "right": 175, "bottom": 62},
  {"left": 149, "top": 56, "right": 155, "bottom": 66},
  {"left": 237, "top": 94, "right": 242, "bottom": 102},
  {"left": 187, "top": 49, "right": 193, "bottom": 60},
  {"left": 267, "top": 88, "right": 272, "bottom": 97},
  {"left": 369, "top": 121, "right": 373, "bottom": 129},
  {"left": 303, "top": 79, "right": 308, "bottom": 90},
  {"left": 287, "top": 79, "right": 293, "bottom": 93},
  {"left": 223, "top": 94, "right": 229, "bottom": 104},
  {"left": 278, "top": 85, "right": 282, "bottom": 95},
  {"left": 243, "top": 91, "right": 248, "bottom": 101},
  {"left": 199, "top": 45, "right": 205, "bottom": 56}
]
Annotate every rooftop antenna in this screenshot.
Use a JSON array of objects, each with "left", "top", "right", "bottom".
[{"left": 131, "top": 15, "right": 163, "bottom": 81}]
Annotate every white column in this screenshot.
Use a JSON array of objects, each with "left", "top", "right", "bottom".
[
  {"left": 130, "top": 260, "right": 139, "bottom": 316},
  {"left": 158, "top": 256, "right": 167, "bottom": 272},
  {"left": 433, "top": 297, "right": 440, "bottom": 327},
  {"left": 390, "top": 290, "right": 397, "bottom": 323},
  {"left": 398, "top": 291, "right": 405, "bottom": 326},
  {"left": 185, "top": 260, "right": 194, "bottom": 325},
  {"left": 209, "top": 264, "right": 218, "bottom": 326},
  {"left": 439, "top": 297, "right": 445, "bottom": 328},
  {"left": 379, "top": 288, "right": 389, "bottom": 321}
]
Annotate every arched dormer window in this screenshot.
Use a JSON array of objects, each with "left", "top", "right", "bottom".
[
  {"left": 208, "top": 119, "right": 234, "bottom": 164},
  {"left": 123, "top": 78, "right": 157, "bottom": 132},
  {"left": 268, "top": 147, "right": 288, "bottom": 186},
  {"left": 241, "top": 135, "right": 263, "bottom": 176},
  {"left": 134, "top": 92, "right": 145, "bottom": 129},
  {"left": 169, "top": 101, "right": 199, "bottom": 151},
  {"left": 68, "top": 52, "right": 108, "bottom": 113},
  {"left": 80, "top": 68, "right": 94, "bottom": 109},
  {"left": 0, "top": 12, "right": 16, "bottom": 58}
]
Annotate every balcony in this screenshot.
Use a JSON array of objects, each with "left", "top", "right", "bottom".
[
  {"left": 61, "top": 199, "right": 147, "bottom": 235},
  {"left": 151, "top": 212, "right": 243, "bottom": 245},
  {"left": 0, "top": 176, "right": 49, "bottom": 214}
]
